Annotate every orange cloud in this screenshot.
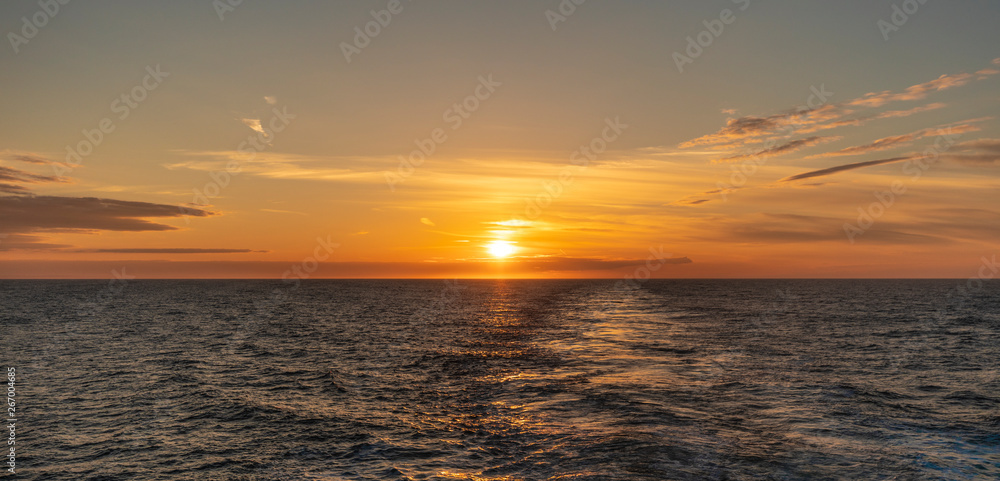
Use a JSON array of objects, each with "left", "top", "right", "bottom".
[{"left": 718, "top": 136, "right": 840, "bottom": 162}]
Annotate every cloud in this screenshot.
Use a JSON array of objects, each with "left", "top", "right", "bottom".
[
  {"left": 420, "top": 217, "right": 435, "bottom": 226},
  {"left": 166, "top": 150, "right": 385, "bottom": 184},
  {"left": 952, "top": 138, "right": 1000, "bottom": 154},
  {"left": 943, "top": 154, "right": 1000, "bottom": 165},
  {"left": 260, "top": 208, "right": 307, "bottom": 215},
  {"left": 698, "top": 213, "right": 947, "bottom": 245},
  {"left": 847, "top": 72, "right": 978, "bottom": 108},
  {"left": 940, "top": 138, "right": 1000, "bottom": 165},
  {"left": 0, "top": 257, "right": 695, "bottom": 278},
  {"left": 673, "top": 198, "right": 709, "bottom": 206},
  {"left": 0, "top": 161, "right": 67, "bottom": 193},
  {"left": 518, "top": 256, "right": 692, "bottom": 271},
  {"left": 680, "top": 59, "right": 995, "bottom": 151},
  {"left": 808, "top": 121, "right": 984, "bottom": 159},
  {"left": 794, "top": 103, "right": 946, "bottom": 134},
  {"left": 7, "top": 154, "right": 50, "bottom": 164},
  {"left": 718, "top": 136, "right": 839, "bottom": 162},
  {"left": 77, "top": 248, "right": 265, "bottom": 254},
  {"left": 685, "top": 99, "right": 944, "bottom": 149},
  {"left": 0, "top": 157, "right": 219, "bottom": 250},
  {"left": 0, "top": 233, "right": 72, "bottom": 251},
  {"left": 488, "top": 219, "right": 533, "bottom": 227},
  {"left": 2, "top": 150, "right": 54, "bottom": 165},
  {"left": 780, "top": 156, "right": 911, "bottom": 182},
  {"left": 0, "top": 183, "right": 32, "bottom": 194},
  {"left": 0, "top": 196, "right": 213, "bottom": 250},
  {"left": 241, "top": 118, "right": 265, "bottom": 134},
  {"left": 810, "top": 134, "right": 915, "bottom": 158},
  {"left": 0, "top": 165, "right": 64, "bottom": 185},
  {"left": 872, "top": 102, "right": 946, "bottom": 120},
  {"left": 680, "top": 109, "right": 820, "bottom": 147},
  {"left": 264, "top": 96, "right": 277, "bottom": 105}
]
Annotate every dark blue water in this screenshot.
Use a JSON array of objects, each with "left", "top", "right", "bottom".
[{"left": 1, "top": 279, "right": 998, "bottom": 480}]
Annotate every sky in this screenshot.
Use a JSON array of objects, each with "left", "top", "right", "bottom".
[{"left": 1, "top": 0, "right": 999, "bottom": 278}]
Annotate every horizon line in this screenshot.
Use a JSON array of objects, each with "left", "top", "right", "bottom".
[{"left": 0, "top": 277, "right": 990, "bottom": 281}]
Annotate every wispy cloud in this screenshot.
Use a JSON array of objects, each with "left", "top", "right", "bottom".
[
  {"left": 260, "top": 208, "right": 307, "bottom": 216},
  {"left": 0, "top": 159, "right": 68, "bottom": 193},
  {"left": 680, "top": 105, "right": 846, "bottom": 148},
  {"left": 846, "top": 73, "right": 979, "bottom": 108},
  {"left": 166, "top": 150, "right": 385, "bottom": 183},
  {"left": 791, "top": 102, "right": 946, "bottom": 135},
  {"left": 940, "top": 138, "right": 1000, "bottom": 165},
  {"left": 807, "top": 120, "right": 985, "bottom": 159},
  {"left": 695, "top": 212, "right": 947, "bottom": 245},
  {"left": 0, "top": 165, "right": 64, "bottom": 185},
  {"left": 952, "top": 138, "right": 1000, "bottom": 154},
  {"left": 780, "top": 156, "right": 911, "bottom": 182},
  {"left": 5, "top": 153, "right": 51, "bottom": 164},
  {"left": 241, "top": 118, "right": 265, "bottom": 134},
  {"left": 679, "top": 60, "right": 996, "bottom": 152},
  {"left": 0, "top": 183, "right": 31, "bottom": 194},
  {"left": 486, "top": 219, "right": 534, "bottom": 228},
  {"left": 810, "top": 134, "right": 915, "bottom": 158},
  {"left": 718, "top": 136, "right": 839, "bottom": 162},
  {"left": 872, "top": 102, "right": 947, "bottom": 120},
  {"left": 77, "top": 248, "right": 265, "bottom": 254},
  {"left": 673, "top": 198, "right": 710, "bottom": 206}
]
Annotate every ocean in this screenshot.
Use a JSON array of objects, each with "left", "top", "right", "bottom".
[{"left": 1, "top": 279, "right": 998, "bottom": 480}]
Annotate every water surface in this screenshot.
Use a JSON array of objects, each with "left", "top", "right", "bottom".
[{"left": 2, "top": 279, "right": 998, "bottom": 480}]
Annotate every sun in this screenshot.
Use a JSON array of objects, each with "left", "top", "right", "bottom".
[{"left": 486, "top": 240, "right": 516, "bottom": 258}]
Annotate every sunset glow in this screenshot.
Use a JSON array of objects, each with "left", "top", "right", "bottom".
[
  {"left": 1, "top": 3, "right": 998, "bottom": 279},
  {"left": 6, "top": 3, "right": 1000, "bottom": 479},
  {"left": 486, "top": 241, "right": 516, "bottom": 259}
]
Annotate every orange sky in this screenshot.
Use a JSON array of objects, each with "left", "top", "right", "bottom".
[{"left": 2, "top": 2, "right": 999, "bottom": 278}]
